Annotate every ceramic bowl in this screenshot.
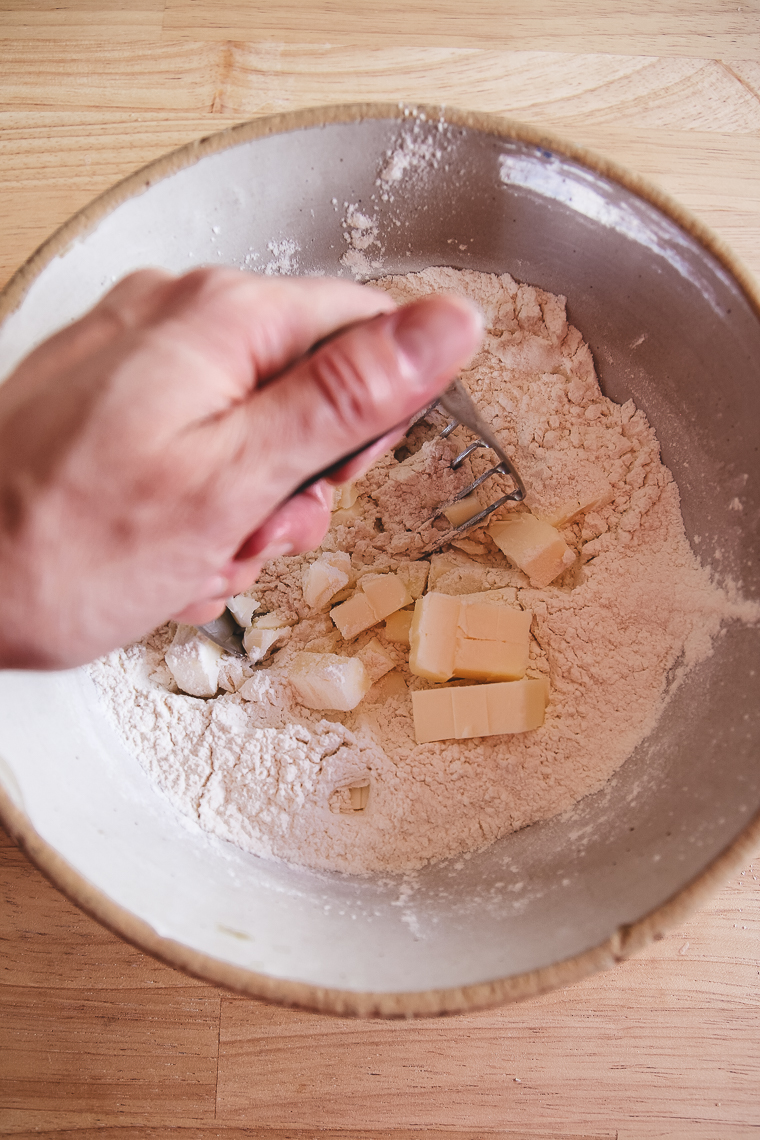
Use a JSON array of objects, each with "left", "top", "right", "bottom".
[{"left": 0, "top": 105, "right": 758, "bottom": 1017}]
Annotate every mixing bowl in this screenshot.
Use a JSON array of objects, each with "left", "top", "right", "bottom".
[{"left": 0, "top": 105, "right": 758, "bottom": 1017}]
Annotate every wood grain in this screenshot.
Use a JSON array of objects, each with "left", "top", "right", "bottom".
[
  {"left": 1, "top": 828, "right": 759, "bottom": 1137},
  {"left": 1, "top": 4, "right": 760, "bottom": 1136},
  {"left": 159, "top": 0, "right": 760, "bottom": 59}
]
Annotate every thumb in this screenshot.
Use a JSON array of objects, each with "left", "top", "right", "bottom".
[{"left": 231, "top": 293, "right": 484, "bottom": 519}]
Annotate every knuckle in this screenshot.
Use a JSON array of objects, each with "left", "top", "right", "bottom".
[{"left": 307, "top": 343, "right": 389, "bottom": 435}]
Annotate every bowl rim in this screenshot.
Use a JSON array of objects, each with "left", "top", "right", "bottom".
[{"left": 1, "top": 101, "right": 759, "bottom": 1018}]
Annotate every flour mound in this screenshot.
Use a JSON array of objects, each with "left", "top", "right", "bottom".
[{"left": 88, "top": 268, "right": 749, "bottom": 875}]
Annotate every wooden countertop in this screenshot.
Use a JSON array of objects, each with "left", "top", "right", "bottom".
[{"left": 1, "top": 4, "right": 759, "bottom": 1136}]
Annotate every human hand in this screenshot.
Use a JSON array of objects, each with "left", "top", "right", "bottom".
[{"left": 0, "top": 267, "right": 483, "bottom": 669}]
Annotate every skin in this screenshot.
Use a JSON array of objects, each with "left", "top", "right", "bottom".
[{"left": 0, "top": 267, "right": 483, "bottom": 669}]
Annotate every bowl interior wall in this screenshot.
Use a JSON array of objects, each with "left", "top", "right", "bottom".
[{"left": 0, "top": 114, "right": 757, "bottom": 996}]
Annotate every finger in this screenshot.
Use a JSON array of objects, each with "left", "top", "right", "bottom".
[
  {"left": 213, "top": 293, "right": 483, "bottom": 524},
  {"left": 171, "top": 596, "right": 229, "bottom": 625},
  {"left": 146, "top": 270, "right": 399, "bottom": 412},
  {"left": 231, "top": 480, "right": 332, "bottom": 567},
  {"left": 324, "top": 421, "right": 410, "bottom": 486},
  {"left": 0, "top": 269, "right": 175, "bottom": 409}
]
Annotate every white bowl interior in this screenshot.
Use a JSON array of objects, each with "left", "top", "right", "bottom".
[{"left": 1, "top": 113, "right": 758, "bottom": 997}]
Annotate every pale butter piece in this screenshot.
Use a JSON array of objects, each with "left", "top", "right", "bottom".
[
  {"left": 356, "top": 637, "right": 397, "bottom": 683},
  {"left": 457, "top": 600, "right": 532, "bottom": 644},
  {"left": 409, "top": 592, "right": 532, "bottom": 683},
  {"left": 333, "top": 481, "right": 359, "bottom": 510},
  {"left": 361, "top": 572, "right": 412, "bottom": 617},
  {"left": 412, "top": 678, "right": 547, "bottom": 744},
  {"left": 302, "top": 551, "right": 352, "bottom": 609},
  {"left": 453, "top": 637, "right": 528, "bottom": 682},
  {"left": 243, "top": 624, "right": 289, "bottom": 662},
  {"left": 408, "top": 592, "right": 460, "bottom": 682},
  {"left": 288, "top": 651, "right": 371, "bottom": 711},
  {"left": 331, "top": 591, "right": 377, "bottom": 639},
  {"left": 226, "top": 593, "right": 259, "bottom": 628},
  {"left": 489, "top": 514, "right": 575, "bottom": 588},
  {"left": 411, "top": 686, "right": 457, "bottom": 744},
  {"left": 165, "top": 625, "right": 223, "bottom": 699},
  {"left": 395, "top": 561, "right": 429, "bottom": 600},
  {"left": 384, "top": 609, "right": 414, "bottom": 644},
  {"left": 331, "top": 572, "right": 412, "bottom": 640},
  {"left": 444, "top": 492, "right": 482, "bottom": 528}
]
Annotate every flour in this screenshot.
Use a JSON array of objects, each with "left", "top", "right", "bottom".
[{"left": 88, "top": 268, "right": 756, "bottom": 875}]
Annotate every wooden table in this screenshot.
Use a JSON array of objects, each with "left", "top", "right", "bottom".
[{"left": 1, "top": 4, "right": 759, "bottom": 1136}]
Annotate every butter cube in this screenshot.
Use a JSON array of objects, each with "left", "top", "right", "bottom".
[
  {"left": 453, "top": 638, "right": 528, "bottom": 682},
  {"left": 333, "top": 481, "right": 359, "bottom": 510},
  {"left": 226, "top": 593, "right": 259, "bottom": 628},
  {"left": 489, "top": 514, "right": 575, "bottom": 588},
  {"left": 384, "top": 609, "right": 414, "bottom": 644},
  {"left": 487, "top": 677, "right": 547, "bottom": 735},
  {"left": 166, "top": 625, "right": 223, "bottom": 698},
  {"left": 288, "top": 651, "right": 371, "bottom": 711},
  {"left": 444, "top": 492, "right": 482, "bottom": 528},
  {"left": 411, "top": 686, "right": 457, "bottom": 744},
  {"left": 357, "top": 637, "right": 397, "bottom": 683},
  {"left": 408, "top": 592, "right": 461, "bottom": 682},
  {"left": 331, "top": 591, "right": 377, "bottom": 639},
  {"left": 395, "top": 561, "right": 429, "bottom": 600},
  {"left": 457, "top": 600, "right": 532, "bottom": 644},
  {"left": 331, "top": 572, "right": 412, "bottom": 640},
  {"left": 361, "top": 573, "right": 412, "bottom": 617},
  {"left": 451, "top": 684, "right": 490, "bottom": 738},
  {"left": 409, "top": 592, "right": 532, "bottom": 683},
  {"left": 412, "top": 678, "right": 547, "bottom": 744},
  {"left": 243, "top": 624, "right": 289, "bottom": 662},
  {"left": 302, "top": 551, "right": 352, "bottom": 609}
]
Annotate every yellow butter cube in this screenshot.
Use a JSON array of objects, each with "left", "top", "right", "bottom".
[
  {"left": 302, "top": 551, "right": 352, "bottom": 609},
  {"left": 444, "top": 492, "right": 482, "bottom": 528},
  {"left": 457, "top": 600, "right": 532, "bottom": 644},
  {"left": 331, "top": 572, "right": 412, "bottom": 639},
  {"left": 411, "top": 678, "right": 547, "bottom": 744},
  {"left": 408, "top": 592, "right": 460, "bottom": 682},
  {"left": 330, "top": 592, "right": 377, "bottom": 639},
  {"left": 361, "top": 573, "right": 412, "bottom": 618},
  {"left": 489, "top": 514, "right": 575, "bottom": 588},
  {"left": 288, "top": 651, "right": 371, "bottom": 711},
  {"left": 411, "top": 686, "right": 457, "bottom": 744},
  {"left": 453, "top": 637, "right": 528, "bottom": 682},
  {"left": 357, "top": 637, "right": 397, "bottom": 683},
  {"left": 384, "top": 609, "right": 414, "bottom": 644}
]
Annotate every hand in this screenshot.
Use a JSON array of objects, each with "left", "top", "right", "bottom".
[{"left": 0, "top": 267, "right": 483, "bottom": 669}]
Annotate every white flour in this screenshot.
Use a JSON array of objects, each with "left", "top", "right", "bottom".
[{"left": 89, "top": 268, "right": 754, "bottom": 874}]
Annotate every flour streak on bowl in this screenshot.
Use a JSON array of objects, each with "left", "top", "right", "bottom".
[{"left": 0, "top": 105, "right": 758, "bottom": 1016}]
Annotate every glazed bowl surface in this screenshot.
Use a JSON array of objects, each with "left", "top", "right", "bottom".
[{"left": 0, "top": 105, "right": 758, "bottom": 1016}]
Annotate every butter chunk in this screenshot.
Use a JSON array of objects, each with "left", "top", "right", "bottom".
[
  {"left": 453, "top": 637, "right": 528, "bottom": 682},
  {"left": 166, "top": 625, "right": 223, "bottom": 698},
  {"left": 409, "top": 592, "right": 460, "bottom": 682},
  {"left": 457, "top": 600, "right": 532, "bottom": 644},
  {"left": 412, "top": 678, "right": 547, "bottom": 744},
  {"left": 331, "top": 591, "right": 377, "bottom": 639},
  {"left": 409, "top": 592, "right": 531, "bottom": 683},
  {"left": 243, "top": 623, "right": 289, "bottom": 662},
  {"left": 444, "top": 492, "right": 482, "bottom": 528},
  {"left": 302, "top": 551, "right": 352, "bottom": 609},
  {"left": 489, "top": 514, "right": 575, "bottom": 588},
  {"left": 361, "top": 573, "right": 412, "bottom": 618},
  {"left": 411, "top": 686, "right": 457, "bottom": 744},
  {"left": 226, "top": 593, "right": 259, "bottom": 628},
  {"left": 288, "top": 651, "right": 371, "bottom": 711},
  {"left": 357, "top": 637, "right": 397, "bottom": 683},
  {"left": 384, "top": 609, "right": 414, "bottom": 645},
  {"left": 395, "top": 561, "right": 429, "bottom": 600},
  {"left": 331, "top": 572, "right": 412, "bottom": 640}
]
